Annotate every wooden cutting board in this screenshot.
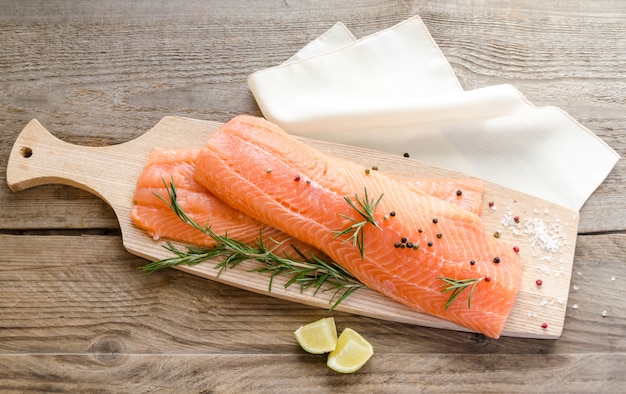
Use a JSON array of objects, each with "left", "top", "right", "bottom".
[{"left": 6, "top": 116, "right": 579, "bottom": 339}]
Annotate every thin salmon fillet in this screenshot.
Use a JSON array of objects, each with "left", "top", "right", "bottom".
[
  {"left": 194, "top": 115, "right": 523, "bottom": 338},
  {"left": 131, "top": 148, "right": 321, "bottom": 258},
  {"left": 132, "top": 148, "right": 484, "bottom": 250}
]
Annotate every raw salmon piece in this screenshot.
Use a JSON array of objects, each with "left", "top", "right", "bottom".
[
  {"left": 194, "top": 115, "right": 523, "bottom": 339},
  {"left": 132, "top": 146, "right": 484, "bottom": 248},
  {"left": 131, "top": 148, "right": 320, "bottom": 257}
]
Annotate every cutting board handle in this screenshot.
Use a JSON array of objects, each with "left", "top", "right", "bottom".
[
  {"left": 6, "top": 117, "right": 222, "bottom": 213},
  {"left": 6, "top": 119, "right": 138, "bottom": 208},
  {"left": 8, "top": 120, "right": 95, "bottom": 191}
]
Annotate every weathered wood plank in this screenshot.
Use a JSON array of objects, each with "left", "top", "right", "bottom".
[
  {"left": 1, "top": 353, "right": 624, "bottom": 393},
  {"left": 1, "top": 2, "right": 623, "bottom": 232},
  {"left": 1, "top": 234, "right": 624, "bottom": 355}
]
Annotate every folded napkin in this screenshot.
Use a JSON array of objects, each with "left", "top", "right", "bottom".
[{"left": 248, "top": 16, "right": 619, "bottom": 211}]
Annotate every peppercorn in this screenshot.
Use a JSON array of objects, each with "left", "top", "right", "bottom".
[
  {"left": 513, "top": 246, "right": 520, "bottom": 253},
  {"left": 406, "top": 242, "right": 413, "bottom": 248},
  {"left": 389, "top": 211, "right": 396, "bottom": 217},
  {"left": 456, "top": 189, "right": 463, "bottom": 196},
  {"left": 470, "top": 260, "right": 476, "bottom": 266},
  {"left": 401, "top": 237, "right": 407, "bottom": 243},
  {"left": 427, "top": 241, "right": 433, "bottom": 247},
  {"left": 293, "top": 175, "right": 301, "bottom": 182},
  {"left": 493, "top": 257, "right": 501, "bottom": 264},
  {"left": 536, "top": 279, "right": 543, "bottom": 286},
  {"left": 403, "top": 152, "right": 410, "bottom": 158},
  {"left": 432, "top": 218, "right": 438, "bottom": 224},
  {"left": 436, "top": 233, "right": 442, "bottom": 239}
]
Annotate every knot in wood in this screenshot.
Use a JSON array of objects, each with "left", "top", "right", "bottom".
[{"left": 90, "top": 336, "right": 125, "bottom": 363}]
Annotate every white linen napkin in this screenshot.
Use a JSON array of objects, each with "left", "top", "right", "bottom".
[{"left": 247, "top": 16, "right": 619, "bottom": 211}]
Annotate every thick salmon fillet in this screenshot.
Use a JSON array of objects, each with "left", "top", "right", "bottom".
[{"left": 194, "top": 115, "right": 523, "bottom": 338}]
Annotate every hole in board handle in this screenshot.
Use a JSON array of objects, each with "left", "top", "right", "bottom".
[{"left": 20, "top": 146, "right": 33, "bottom": 158}]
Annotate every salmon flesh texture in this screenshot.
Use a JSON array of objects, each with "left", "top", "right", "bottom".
[
  {"left": 132, "top": 148, "right": 485, "bottom": 254},
  {"left": 131, "top": 147, "right": 321, "bottom": 258},
  {"left": 193, "top": 115, "right": 523, "bottom": 339}
]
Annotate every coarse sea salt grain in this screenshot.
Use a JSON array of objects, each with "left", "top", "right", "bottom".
[
  {"left": 501, "top": 208, "right": 567, "bottom": 254},
  {"left": 524, "top": 217, "right": 565, "bottom": 253}
]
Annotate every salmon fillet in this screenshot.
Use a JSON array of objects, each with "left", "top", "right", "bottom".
[
  {"left": 194, "top": 115, "right": 523, "bottom": 338},
  {"left": 131, "top": 147, "right": 321, "bottom": 258},
  {"left": 132, "top": 148, "right": 484, "bottom": 251}
]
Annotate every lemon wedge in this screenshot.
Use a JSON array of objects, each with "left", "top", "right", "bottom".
[
  {"left": 326, "top": 328, "right": 374, "bottom": 373},
  {"left": 293, "top": 317, "right": 338, "bottom": 354}
]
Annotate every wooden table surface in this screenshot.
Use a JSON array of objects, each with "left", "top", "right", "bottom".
[{"left": 1, "top": 1, "right": 625, "bottom": 392}]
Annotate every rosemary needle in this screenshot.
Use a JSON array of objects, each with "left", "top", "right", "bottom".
[
  {"left": 333, "top": 188, "right": 383, "bottom": 259},
  {"left": 438, "top": 276, "right": 485, "bottom": 310},
  {"left": 140, "top": 178, "right": 365, "bottom": 311}
]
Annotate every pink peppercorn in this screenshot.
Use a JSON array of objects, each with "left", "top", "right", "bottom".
[
  {"left": 484, "top": 276, "right": 491, "bottom": 282},
  {"left": 541, "top": 323, "right": 548, "bottom": 329},
  {"left": 536, "top": 279, "right": 543, "bottom": 286},
  {"left": 513, "top": 246, "right": 520, "bottom": 253}
]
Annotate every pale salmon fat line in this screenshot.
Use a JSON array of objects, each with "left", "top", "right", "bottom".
[{"left": 194, "top": 115, "right": 524, "bottom": 339}]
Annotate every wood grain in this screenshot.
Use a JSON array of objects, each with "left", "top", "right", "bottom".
[
  {"left": 1, "top": 0, "right": 624, "bottom": 391},
  {"left": 1, "top": 233, "right": 624, "bottom": 392},
  {"left": 2, "top": 354, "right": 626, "bottom": 393}
]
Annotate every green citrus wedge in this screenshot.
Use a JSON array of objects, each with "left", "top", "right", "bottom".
[
  {"left": 326, "top": 328, "right": 373, "bottom": 373},
  {"left": 293, "top": 317, "right": 338, "bottom": 354}
]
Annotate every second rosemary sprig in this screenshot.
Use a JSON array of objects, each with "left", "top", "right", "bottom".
[
  {"left": 438, "top": 276, "right": 485, "bottom": 310},
  {"left": 141, "top": 178, "right": 365, "bottom": 311}
]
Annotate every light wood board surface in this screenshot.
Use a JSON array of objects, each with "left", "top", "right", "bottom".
[
  {"left": 1, "top": 1, "right": 624, "bottom": 392},
  {"left": 7, "top": 116, "right": 578, "bottom": 339}
]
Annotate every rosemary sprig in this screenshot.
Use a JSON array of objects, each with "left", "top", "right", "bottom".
[
  {"left": 438, "top": 276, "right": 485, "bottom": 310},
  {"left": 140, "top": 178, "right": 365, "bottom": 311},
  {"left": 333, "top": 188, "right": 383, "bottom": 259}
]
